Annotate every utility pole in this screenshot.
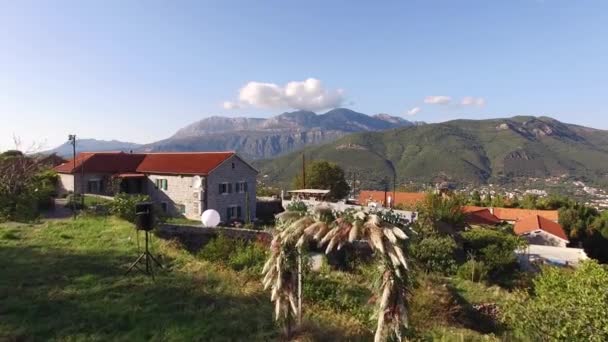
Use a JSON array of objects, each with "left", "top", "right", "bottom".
[
  {"left": 302, "top": 153, "right": 306, "bottom": 189},
  {"left": 68, "top": 134, "right": 77, "bottom": 216}
]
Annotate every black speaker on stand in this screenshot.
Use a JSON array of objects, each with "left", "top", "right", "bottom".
[{"left": 125, "top": 202, "right": 163, "bottom": 279}]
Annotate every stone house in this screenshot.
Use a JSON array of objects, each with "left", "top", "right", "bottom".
[{"left": 54, "top": 151, "right": 257, "bottom": 222}]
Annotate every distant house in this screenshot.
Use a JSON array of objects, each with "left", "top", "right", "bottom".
[
  {"left": 514, "top": 215, "right": 569, "bottom": 248},
  {"left": 462, "top": 205, "right": 568, "bottom": 247},
  {"left": 54, "top": 151, "right": 257, "bottom": 222},
  {"left": 358, "top": 190, "right": 426, "bottom": 209},
  {"left": 462, "top": 206, "right": 502, "bottom": 226}
]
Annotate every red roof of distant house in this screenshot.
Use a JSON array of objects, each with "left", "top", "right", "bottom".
[
  {"left": 514, "top": 215, "right": 569, "bottom": 241},
  {"left": 462, "top": 206, "right": 502, "bottom": 226},
  {"left": 492, "top": 207, "right": 559, "bottom": 222},
  {"left": 358, "top": 190, "right": 426, "bottom": 208},
  {"left": 54, "top": 151, "right": 245, "bottom": 176}
]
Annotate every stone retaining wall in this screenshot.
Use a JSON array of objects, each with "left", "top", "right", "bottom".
[{"left": 156, "top": 224, "right": 272, "bottom": 252}]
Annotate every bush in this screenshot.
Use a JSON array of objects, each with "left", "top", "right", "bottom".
[
  {"left": 66, "top": 194, "right": 84, "bottom": 210},
  {"left": 198, "top": 234, "right": 267, "bottom": 274},
  {"left": 457, "top": 259, "right": 489, "bottom": 282},
  {"left": 502, "top": 261, "right": 608, "bottom": 341},
  {"left": 227, "top": 242, "right": 267, "bottom": 273},
  {"left": 410, "top": 236, "right": 458, "bottom": 275},
  {"left": 302, "top": 274, "right": 372, "bottom": 322},
  {"left": 287, "top": 200, "right": 308, "bottom": 213},
  {"left": 460, "top": 228, "right": 524, "bottom": 280},
  {"left": 198, "top": 234, "right": 236, "bottom": 263},
  {"left": 108, "top": 193, "right": 150, "bottom": 222}
]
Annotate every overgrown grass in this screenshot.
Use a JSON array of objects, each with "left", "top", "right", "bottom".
[
  {"left": 0, "top": 217, "right": 276, "bottom": 341},
  {"left": 0, "top": 216, "right": 515, "bottom": 341}
]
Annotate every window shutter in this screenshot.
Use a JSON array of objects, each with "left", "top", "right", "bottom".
[
  {"left": 226, "top": 207, "right": 230, "bottom": 220},
  {"left": 237, "top": 206, "right": 242, "bottom": 218},
  {"left": 164, "top": 179, "right": 168, "bottom": 190},
  {"left": 244, "top": 182, "right": 248, "bottom": 193}
]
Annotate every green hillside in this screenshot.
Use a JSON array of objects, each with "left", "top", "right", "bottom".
[{"left": 255, "top": 116, "right": 608, "bottom": 190}]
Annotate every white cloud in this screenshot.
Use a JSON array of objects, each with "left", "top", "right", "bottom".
[
  {"left": 222, "top": 101, "right": 240, "bottom": 110},
  {"left": 424, "top": 95, "right": 451, "bottom": 105},
  {"left": 461, "top": 96, "right": 486, "bottom": 107},
  {"left": 224, "top": 78, "right": 344, "bottom": 111},
  {"left": 406, "top": 107, "right": 421, "bottom": 116}
]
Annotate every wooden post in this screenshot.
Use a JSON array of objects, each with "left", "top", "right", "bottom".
[{"left": 297, "top": 249, "right": 303, "bottom": 325}]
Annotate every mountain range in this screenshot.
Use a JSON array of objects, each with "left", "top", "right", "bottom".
[
  {"left": 44, "top": 108, "right": 418, "bottom": 159},
  {"left": 254, "top": 116, "right": 608, "bottom": 189}
]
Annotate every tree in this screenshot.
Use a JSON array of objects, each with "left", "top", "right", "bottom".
[
  {"left": 0, "top": 152, "right": 57, "bottom": 221},
  {"left": 469, "top": 191, "right": 482, "bottom": 206},
  {"left": 502, "top": 261, "right": 608, "bottom": 341},
  {"left": 292, "top": 160, "right": 349, "bottom": 200}
]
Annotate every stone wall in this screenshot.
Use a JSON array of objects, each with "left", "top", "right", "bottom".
[
  {"left": 206, "top": 155, "right": 257, "bottom": 222},
  {"left": 147, "top": 174, "right": 203, "bottom": 219},
  {"left": 156, "top": 223, "right": 271, "bottom": 252}
]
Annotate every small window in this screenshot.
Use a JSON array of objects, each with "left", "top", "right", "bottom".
[
  {"left": 219, "top": 183, "right": 229, "bottom": 194},
  {"left": 160, "top": 202, "right": 168, "bottom": 213},
  {"left": 236, "top": 181, "right": 248, "bottom": 193},
  {"left": 226, "top": 206, "right": 240, "bottom": 220},
  {"left": 155, "top": 178, "right": 168, "bottom": 190},
  {"left": 231, "top": 162, "right": 235, "bottom": 169}
]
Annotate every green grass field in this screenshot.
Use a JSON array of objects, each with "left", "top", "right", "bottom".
[
  {"left": 1, "top": 216, "right": 509, "bottom": 341},
  {"left": 0, "top": 216, "right": 278, "bottom": 341}
]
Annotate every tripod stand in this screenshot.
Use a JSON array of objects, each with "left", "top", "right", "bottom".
[{"left": 125, "top": 229, "right": 163, "bottom": 279}]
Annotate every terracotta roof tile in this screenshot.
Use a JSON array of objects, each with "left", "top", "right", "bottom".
[
  {"left": 492, "top": 207, "right": 559, "bottom": 222},
  {"left": 514, "top": 215, "right": 568, "bottom": 241},
  {"left": 54, "top": 151, "right": 242, "bottom": 176},
  {"left": 358, "top": 191, "right": 426, "bottom": 208},
  {"left": 462, "top": 207, "right": 502, "bottom": 225},
  {"left": 135, "top": 152, "right": 235, "bottom": 175}
]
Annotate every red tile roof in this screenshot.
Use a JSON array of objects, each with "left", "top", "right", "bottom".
[
  {"left": 514, "top": 215, "right": 569, "bottom": 241},
  {"left": 53, "top": 152, "right": 145, "bottom": 174},
  {"left": 492, "top": 207, "right": 559, "bottom": 222},
  {"left": 54, "top": 151, "right": 241, "bottom": 176},
  {"left": 462, "top": 206, "right": 502, "bottom": 226},
  {"left": 358, "top": 191, "right": 426, "bottom": 208},
  {"left": 135, "top": 152, "right": 235, "bottom": 175}
]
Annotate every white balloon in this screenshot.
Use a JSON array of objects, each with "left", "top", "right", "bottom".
[{"left": 201, "top": 209, "right": 220, "bottom": 227}]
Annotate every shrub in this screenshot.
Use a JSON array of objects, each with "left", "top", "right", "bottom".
[
  {"left": 410, "top": 236, "right": 458, "bottom": 275},
  {"left": 198, "top": 233, "right": 236, "bottom": 263},
  {"left": 457, "top": 259, "right": 489, "bottom": 282},
  {"left": 227, "top": 242, "right": 267, "bottom": 273},
  {"left": 502, "top": 261, "right": 608, "bottom": 341},
  {"left": 108, "top": 193, "right": 150, "bottom": 222},
  {"left": 302, "top": 274, "right": 372, "bottom": 322},
  {"left": 287, "top": 200, "right": 308, "bottom": 213},
  {"left": 198, "top": 234, "right": 267, "bottom": 274},
  {"left": 460, "top": 228, "right": 524, "bottom": 280}
]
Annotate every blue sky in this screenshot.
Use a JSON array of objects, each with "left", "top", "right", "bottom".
[{"left": 1, "top": 0, "right": 607, "bottom": 150}]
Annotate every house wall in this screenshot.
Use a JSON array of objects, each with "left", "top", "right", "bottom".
[
  {"left": 521, "top": 230, "right": 568, "bottom": 248},
  {"left": 57, "top": 173, "right": 74, "bottom": 195},
  {"left": 146, "top": 174, "right": 204, "bottom": 220},
  {"left": 206, "top": 155, "right": 257, "bottom": 223},
  {"left": 57, "top": 173, "right": 114, "bottom": 195}
]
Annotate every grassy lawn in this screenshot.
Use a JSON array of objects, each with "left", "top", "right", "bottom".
[
  {"left": 0, "top": 216, "right": 276, "bottom": 341},
  {"left": 0, "top": 215, "right": 510, "bottom": 341}
]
